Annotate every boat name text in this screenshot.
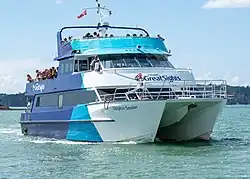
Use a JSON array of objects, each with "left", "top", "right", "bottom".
[
  {"left": 143, "top": 74, "right": 181, "bottom": 82},
  {"left": 112, "top": 105, "right": 138, "bottom": 111},
  {"left": 32, "top": 83, "right": 45, "bottom": 92}
]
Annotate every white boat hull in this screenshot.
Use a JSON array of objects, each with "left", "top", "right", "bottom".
[
  {"left": 156, "top": 98, "right": 227, "bottom": 141},
  {"left": 87, "top": 100, "right": 166, "bottom": 143}
]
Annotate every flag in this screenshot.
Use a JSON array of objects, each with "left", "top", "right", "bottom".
[{"left": 77, "top": 9, "right": 87, "bottom": 19}]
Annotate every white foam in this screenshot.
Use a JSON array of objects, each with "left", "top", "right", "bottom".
[
  {"left": 29, "top": 139, "right": 95, "bottom": 145},
  {"left": 0, "top": 128, "right": 22, "bottom": 135},
  {"left": 115, "top": 141, "right": 138, "bottom": 144},
  {"left": 28, "top": 139, "right": 138, "bottom": 145}
]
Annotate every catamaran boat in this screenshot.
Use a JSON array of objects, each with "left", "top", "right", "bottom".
[{"left": 19, "top": 1, "right": 227, "bottom": 143}]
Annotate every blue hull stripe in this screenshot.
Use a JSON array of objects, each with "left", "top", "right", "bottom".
[
  {"left": 66, "top": 104, "right": 103, "bottom": 142},
  {"left": 21, "top": 123, "right": 68, "bottom": 139}
]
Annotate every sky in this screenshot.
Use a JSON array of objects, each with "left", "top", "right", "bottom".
[{"left": 0, "top": 0, "right": 250, "bottom": 93}]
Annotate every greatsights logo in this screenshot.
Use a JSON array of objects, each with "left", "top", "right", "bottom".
[{"left": 135, "top": 73, "right": 181, "bottom": 82}]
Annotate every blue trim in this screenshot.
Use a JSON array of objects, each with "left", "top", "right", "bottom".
[
  {"left": 21, "top": 123, "right": 68, "bottom": 139},
  {"left": 66, "top": 105, "right": 103, "bottom": 142}
]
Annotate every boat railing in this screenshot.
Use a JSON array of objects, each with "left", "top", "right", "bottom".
[{"left": 98, "top": 80, "right": 227, "bottom": 102}]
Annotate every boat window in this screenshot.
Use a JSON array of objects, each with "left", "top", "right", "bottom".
[
  {"left": 99, "top": 53, "right": 174, "bottom": 69},
  {"left": 122, "top": 54, "right": 140, "bottom": 67},
  {"left": 155, "top": 54, "right": 174, "bottom": 68},
  {"left": 35, "top": 97, "right": 40, "bottom": 107},
  {"left": 74, "top": 60, "right": 79, "bottom": 72},
  {"left": 65, "top": 63, "right": 69, "bottom": 73},
  {"left": 35, "top": 90, "right": 98, "bottom": 108},
  {"left": 135, "top": 54, "right": 152, "bottom": 67},
  {"left": 79, "top": 60, "right": 88, "bottom": 71},
  {"left": 146, "top": 54, "right": 164, "bottom": 67},
  {"left": 68, "top": 63, "right": 73, "bottom": 73},
  {"left": 60, "top": 64, "right": 64, "bottom": 74},
  {"left": 99, "top": 55, "right": 113, "bottom": 68},
  {"left": 36, "top": 93, "right": 58, "bottom": 107},
  {"left": 63, "top": 90, "right": 97, "bottom": 106},
  {"left": 59, "top": 57, "right": 74, "bottom": 74},
  {"left": 110, "top": 54, "right": 127, "bottom": 68},
  {"left": 58, "top": 94, "right": 63, "bottom": 109}
]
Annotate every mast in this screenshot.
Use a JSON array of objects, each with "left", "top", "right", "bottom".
[
  {"left": 95, "top": 0, "right": 112, "bottom": 26},
  {"left": 79, "top": 0, "right": 112, "bottom": 36}
]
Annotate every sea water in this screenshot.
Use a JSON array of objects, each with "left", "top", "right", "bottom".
[{"left": 0, "top": 105, "right": 250, "bottom": 178}]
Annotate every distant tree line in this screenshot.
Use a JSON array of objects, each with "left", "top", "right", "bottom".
[
  {"left": 226, "top": 85, "right": 250, "bottom": 105},
  {"left": 0, "top": 93, "right": 26, "bottom": 107},
  {"left": 0, "top": 85, "right": 250, "bottom": 106}
]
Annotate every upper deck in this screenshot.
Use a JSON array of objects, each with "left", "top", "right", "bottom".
[{"left": 55, "top": 25, "right": 170, "bottom": 61}]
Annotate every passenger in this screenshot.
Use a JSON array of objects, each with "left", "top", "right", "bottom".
[
  {"left": 35, "top": 70, "right": 41, "bottom": 81},
  {"left": 42, "top": 70, "right": 46, "bottom": 80},
  {"left": 105, "top": 34, "right": 108, "bottom": 38},
  {"left": 68, "top": 36, "right": 73, "bottom": 41},
  {"left": 126, "top": 34, "right": 131, "bottom": 37},
  {"left": 55, "top": 67, "right": 58, "bottom": 78},
  {"left": 64, "top": 38, "right": 68, "bottom": 42},
  {"left": 27, "top": 74, "right": 33, "bottom": 83},
  {"left": 85, "top": 33, "right": 91, "bottom": 38},
  {"left": 133, "top": 34, "right": 137, "bottom": 37},
  {"left": 90, "top": 56, "right": 101, "bottom": 72},
  {"left": 109, "top": 34, "right": 114, "bottom": 37},
  {"left": 93, "top": 32, "right": 98, "bottom": 37},
  {"left": 46, "top": 69, "right": 51, "bottom": 79},
  {"left": 139, "top": 34, "right": 143, "bottom": 37},
  {"left": 51, "top": 67, "right": 56, "bottom": 79}
]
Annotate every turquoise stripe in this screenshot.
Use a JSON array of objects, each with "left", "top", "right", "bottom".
[
  {"left": 71, "top": 37, "right": 168, "bottom": 55},
  {"left": 66, "top": 105, "right": 103, "bottom": 142}
]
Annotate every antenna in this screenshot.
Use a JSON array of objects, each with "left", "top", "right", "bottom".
[
  {"left": 95, "top": 0, "right": 112, "bottom": 25},
  {"left": 80, "top": 0, "right": 112, "bottom": 26}
]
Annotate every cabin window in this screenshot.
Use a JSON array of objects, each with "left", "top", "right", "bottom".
[
  {"left": 74, "top": 60, "right": 79, "bottom": 72},
  {"left": 79, "top": 60, "right": 88, "bottom": 71},
  {"left": 63, "top": 90, "right": 97, "bottom": 106},
  {"left": 74, "top": 56, "right": 91, "bottom": 72},
  {"left": 65, "top": 63, "right": 69, "bottom": 73},
  {"left": 36, "top": 93, "right": 58, "bottom": 107},
  {"left": 60, "top": 64, "right": 64, "bottom": 74},
  {"left": 58, "top": 94, "right": 63, "bottom": 109},
  {"left": 35, "top": 97, "right": 40, "bottom": 107},
  {"left": 59, "top": 57, "right": 74, "bottom": 74},
  {"left": 99, "top": 53, "right": 174, "bottom": 69},
  {"left": 68, "top": 63, "right": 73, "bottom": 73},
  {"left": 135, "top": 54, "right": 152, "bottom": 67},
  {"left": 34, "top": 90, "right": 98, "bottom": 108},
  {"left": 123, "top": 54, "right": 140, "bottom": 67},
  {"left": 146, "top": 54, "right": 163, "bottom": 67},
  {"left": 100, "top": 55, "right": 113, "bottom": 68}
]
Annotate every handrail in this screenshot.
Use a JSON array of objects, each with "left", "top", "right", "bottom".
[
  {"left": 59, "top": 25, "right": 150, "bottom": 40},
  {"left": 97, "top": 80, "right": 227, "bottom": 102}
]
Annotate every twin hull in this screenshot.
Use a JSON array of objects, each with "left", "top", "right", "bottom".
[{"left": 20, "top": 98, "right": 226, "bottom": 143}]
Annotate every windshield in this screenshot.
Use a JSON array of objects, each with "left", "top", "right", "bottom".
[{"left": 99, "top": 54, "right": 174, "bottom": 69}]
